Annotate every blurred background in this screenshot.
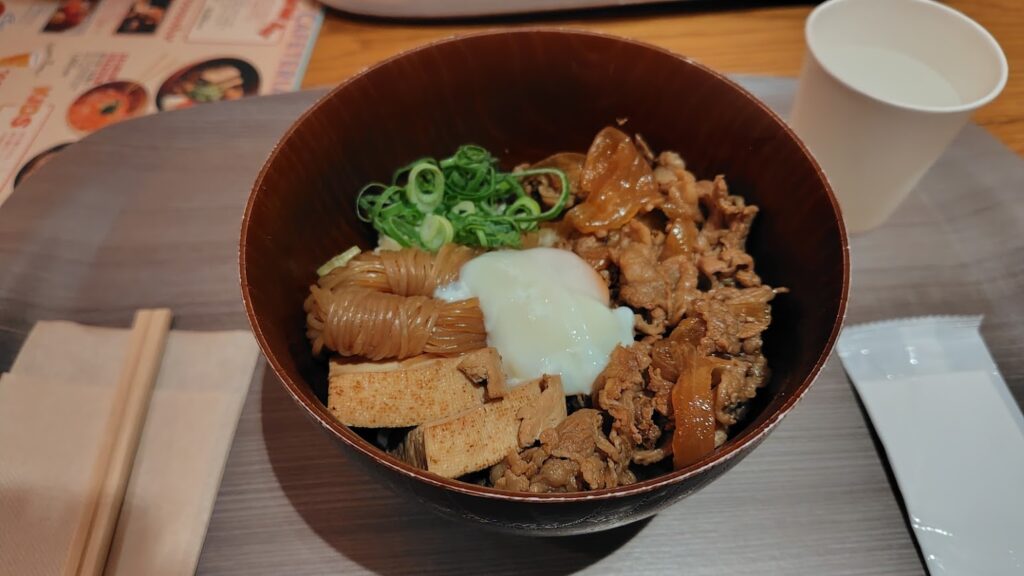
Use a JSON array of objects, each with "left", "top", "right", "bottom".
[{"left": 302, "top": 0, "right": 1020, "bottom": 154}]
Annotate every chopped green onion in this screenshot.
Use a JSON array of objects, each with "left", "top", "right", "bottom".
[
  {"left": 355, "top": 144, "right": 570, "bottom": 251},
  {"left": 316, "top": 246, "right": 362, "bottom": 276},
  {"left": 507, "top": 196, "right": 541, "bottom": 220},
  {"left": 377, "top": 235, "right": 403, "bottom": 251},
  {"left": 418, "top": 214, "right": 455, "bottom": 251},
  {"left": 510, "top": 168, "right": 571, "bottom": 222},
  {"left": 407, "top": 163, "right": 444, "bottom": 213},
  {"left": 451, "top": 200, "right": 477, "bottom": 216}
]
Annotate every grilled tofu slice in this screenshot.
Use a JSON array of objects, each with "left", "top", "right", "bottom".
[
  {"left": 400, "top": 375, "right": 565, "bottom": 478},
  {"left": 327, "top": 348, "right": 505, "bottom": 428}
]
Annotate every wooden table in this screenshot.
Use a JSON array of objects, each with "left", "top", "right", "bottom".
[{"left": 303, "top": 0, "right": 1024, "bottom": 156}]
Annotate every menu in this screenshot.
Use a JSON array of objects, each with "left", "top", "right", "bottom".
[{"left": 0, "top": 0, "right": 323, "bottom": 205}]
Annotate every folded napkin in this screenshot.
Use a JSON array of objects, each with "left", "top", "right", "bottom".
[{"left": 0, "top": 320, "right": 260, "bottom": 576}]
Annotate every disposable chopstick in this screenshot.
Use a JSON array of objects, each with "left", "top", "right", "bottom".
[{"left": 61, "top": 308, "right": 173, "bottom": 576}]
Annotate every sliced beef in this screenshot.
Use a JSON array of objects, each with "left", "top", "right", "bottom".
[
  {"left": 571, "top": 234, "right": 614, "bottom": 273},
  {"left": 489, "top": 409, "right": 635, "bottom": 493},
  {"left": 695, "top": 176, "right": 761, "bottom": 287},
  {"left": 609, "top": 221, "right": 700, "bottom": 337},
  {"left": 712, "top": 355, "right": 769, "bottom": 427},
  {"left": 593, "top": 343, "right": 664, "bottom": 455},
  {"left": 491, "top": 130, "right": 783, "bottom": 490}
]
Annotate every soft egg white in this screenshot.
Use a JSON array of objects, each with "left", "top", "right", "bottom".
[{"left": 435, "top": 247, "right": 634, "bottom": 396}]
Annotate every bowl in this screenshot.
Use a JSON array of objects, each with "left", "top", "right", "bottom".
[{"left": 240, "top": 29, "right": 849, "bottom": 536}]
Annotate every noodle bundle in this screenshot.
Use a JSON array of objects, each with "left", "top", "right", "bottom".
[
  {"left": 305, "top": 287, "right": 486, "bottom": 359},
  {"left": 319, "top": 244, "right": 476, "bottom": 296},
  {"left": 306, "top": 244, "right": 484, "bottom": 359}
]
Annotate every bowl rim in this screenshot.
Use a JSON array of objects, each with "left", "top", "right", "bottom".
[{"left": 240, "top": 27, "right": 851, "bottom": 503}]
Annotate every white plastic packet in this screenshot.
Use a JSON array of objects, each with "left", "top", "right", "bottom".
[{"left": 837, "top": 316, "right": 1024, "bottom": 575}]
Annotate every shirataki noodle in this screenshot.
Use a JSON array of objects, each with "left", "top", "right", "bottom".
[
  {"left": 305, "top": 287, "right": 485, "bottom": 360},
  {"left": 304, "top": 244, "right": 485, "bottom": 359},
  {"left": 319, "top": 243, "right": 476, "bottom": 295}
]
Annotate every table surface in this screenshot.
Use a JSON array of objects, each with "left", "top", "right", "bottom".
[
  {"left": 0, "top": 78, "right": 928, "bottom": 576},
  {"left": 303, "top": 0, "right": 1024, "bottom": 157},
  {"left": 1, "top": 3, "right": 1021, "bottom": 574}
]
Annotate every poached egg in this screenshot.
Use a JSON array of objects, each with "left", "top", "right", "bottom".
[{"left": 435, "top": 248, "right": 634, "bottom": 395}]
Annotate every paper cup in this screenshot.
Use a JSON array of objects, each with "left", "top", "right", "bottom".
[{"left": 790, "top": 0, "right": 1007, "bottom": 233}]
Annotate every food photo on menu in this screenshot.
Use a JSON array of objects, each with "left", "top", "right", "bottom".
[
  {"left": 156, "top": 57, "right": 261, "bottom": 110},
  {"left": 0, "top": 1, "right": 1022, "bottom": 576},
  {"left": 41, "top": 0, "right": 97, "bottom": 33},
  {"left": 116, "top": 0, "right": 171, "bottom": 34}
]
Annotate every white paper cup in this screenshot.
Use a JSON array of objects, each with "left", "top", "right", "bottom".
[{"left": 790, "top": 0, "right": 1007, "bottom": 232}]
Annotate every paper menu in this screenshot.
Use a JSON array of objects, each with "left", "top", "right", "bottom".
[{"left": 0, "top": 0, "right": 323, "bottom": 205}]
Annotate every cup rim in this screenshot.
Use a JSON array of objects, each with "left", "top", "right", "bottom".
[{"left": 805, "top": 0, "right": 1009, "bottom": 114}]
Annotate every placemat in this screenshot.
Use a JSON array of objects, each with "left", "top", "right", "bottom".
[{"left": 0, "top": 76, "right": 1021, "bottom": 575}]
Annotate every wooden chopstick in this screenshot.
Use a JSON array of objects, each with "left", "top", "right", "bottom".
[{"left": 61, "top": 308, "right": 173, "bottom": 576}]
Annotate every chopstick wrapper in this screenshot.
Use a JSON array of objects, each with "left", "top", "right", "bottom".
[
  {"left": 0, "top": 320, "right": 260, "bottom": 576},
  {"left": 837, "top": 316, "right": 1024, "bottom": 575}
]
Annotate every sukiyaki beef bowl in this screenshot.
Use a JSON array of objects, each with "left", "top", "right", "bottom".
[{"left": 240, "top": 30, "right": 848, "bottom": 536}]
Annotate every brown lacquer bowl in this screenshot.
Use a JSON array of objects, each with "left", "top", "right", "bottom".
[{"left": 240, "top": 30, "right": 848, "bottom": 536}]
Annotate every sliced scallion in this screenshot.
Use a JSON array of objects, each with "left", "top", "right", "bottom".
[
  {"left": 316, "top": 246, "right": 362, "bottom": 276},
  {"left": 355, "top": 144, "right": 570, "bottom": 251}
]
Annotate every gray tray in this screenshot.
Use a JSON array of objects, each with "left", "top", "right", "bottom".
[{"left": 2, "top": 76, "right": 1021, "bottom": 575}]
